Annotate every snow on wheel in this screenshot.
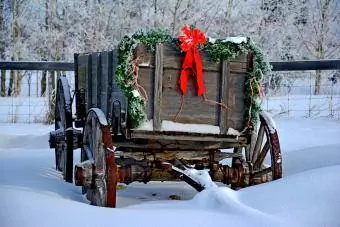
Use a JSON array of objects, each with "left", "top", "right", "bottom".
[
  {"left": 53, "top": 76, "right": 73, "bottom": 183},
  {"left": 250, "top": 111, "right": 282, "bottom": 184},
  {"left": 75, "top": 108, "right": 117, "bottom": 207},
  {"left": 226, "top": 111, "right": 282, "bottom": 189}
]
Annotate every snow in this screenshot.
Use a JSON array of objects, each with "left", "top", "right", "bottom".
[
  {"left": 132, "top": 89, "right": 141, "bottom": 98},
  {"left": 1, "top": 117, "right": 340, "bottom": 227},
  {"left": 260, "top": 110, "right": 277, "bottom": 133},
  {"left": 226, "top": 127, "right": 241, "bottom": 136},
  {"left": 0, "top": 96, "right": 49, "bottom": 123},
  {"left": 208, "top": 36, "right": 247, "bottom": 44},
  {"left": 135, "top": 119, "right": 221, "bottom": 134}
]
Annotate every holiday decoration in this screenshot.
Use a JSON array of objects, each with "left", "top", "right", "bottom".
[
  {"left": 115, "top": 26, "right": 271, "bottom": 130},
  {"left": 178, "top": 25, "right": 206, "bottom": 96}
]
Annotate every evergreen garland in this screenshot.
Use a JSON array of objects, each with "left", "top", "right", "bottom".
[
  {"left": 115, "top": 29, "right": 172, "bottom": 128},
  {"left": 115, "top": 28, "right": 271, "bottom": 131}
]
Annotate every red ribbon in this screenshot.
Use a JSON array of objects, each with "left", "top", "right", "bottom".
[{"left": 178, "top": 25, "right": 206, "bottom": 96}]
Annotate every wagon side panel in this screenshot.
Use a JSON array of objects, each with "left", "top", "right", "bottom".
[
  {"left": 136, "top": 43, "right": 249, "bottom": 134},
  {"left": 76, "top": 51, "right": 116, "bottom": 118}
]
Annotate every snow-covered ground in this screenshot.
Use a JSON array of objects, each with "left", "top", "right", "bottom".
[{"left": 1, "top": 117, "right": 340, "bottom": 227}]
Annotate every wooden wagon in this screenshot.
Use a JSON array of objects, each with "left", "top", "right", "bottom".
[{"left": 49, "top": 31, "right": 282, "bottom": 207}]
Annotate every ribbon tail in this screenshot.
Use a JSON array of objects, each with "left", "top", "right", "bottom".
[
  {"left": 193, "top": 48, "right": 205, "bottom": 96},
  {"left": 179, "top": 51, "right": 193, "bottom": 95}
]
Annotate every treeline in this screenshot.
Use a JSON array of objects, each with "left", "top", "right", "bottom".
[{"left": 0, "top": 0, "right": 339, "bottom": 96}]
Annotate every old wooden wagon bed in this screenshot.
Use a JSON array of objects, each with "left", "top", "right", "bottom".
[{"left": 49, "top": 27, "right": 282, "bottom": 207}]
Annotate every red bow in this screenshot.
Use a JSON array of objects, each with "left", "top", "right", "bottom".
[{"left": 178, "top": 25, "right": 206, "bottom": 96}]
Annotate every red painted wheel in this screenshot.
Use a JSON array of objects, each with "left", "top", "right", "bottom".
[
  {"left": 54, "top": 76, "right": 73, "bottom": 183},
  {"left": 81, "top": 108, "right": 117, "bottom": 207},
  {"left": 230, "top": 111, "right": 282, "bottom": 189}
]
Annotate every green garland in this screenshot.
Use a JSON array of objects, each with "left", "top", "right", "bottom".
[
  {"left": 115, "top": 29, "right": 172, "bottom": 128},
  {"left": 115, "top": 28, "right": 271, "bottom": 130}
]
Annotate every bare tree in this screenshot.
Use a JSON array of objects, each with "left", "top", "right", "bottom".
[
  {"left": 0, "top": 0, "right": 6, "bottom": 96},
  {"left": 8, "top": 0, "right": 22, "bottom": 96},
  {"left": 295, "top": 0, "right": 340, "bottom": 94}
]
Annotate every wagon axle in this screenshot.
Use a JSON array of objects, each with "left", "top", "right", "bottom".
[
  {"left": 74, "top": 154, "right": 271, "bottom": 193},
  {"left": 49, "top": 128, "right": 83, "bottom": 149}
]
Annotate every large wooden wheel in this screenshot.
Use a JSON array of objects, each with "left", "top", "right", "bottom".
[
  {"left": 228, "top": 111, "right": 282, "bottom": 189},
  {"left": 80, "top": 108, "right": 117, "bottom": 207},
  {"left": 55, "top": 76, "right": 74, "bottom": 183}
]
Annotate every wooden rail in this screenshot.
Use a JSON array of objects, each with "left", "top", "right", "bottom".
[
  {"left": 1, "top": 59, "right": 340, "bottom": 71},
  {"left": 270, "top": 59, "right": 340, "bottom": 71},
  {"left": 0, "top": 61, "right": 74, "bottom": 71}
]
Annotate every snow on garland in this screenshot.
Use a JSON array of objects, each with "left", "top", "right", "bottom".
[{"left": 115, "top": 26, "right": 271, "bottom": 130}]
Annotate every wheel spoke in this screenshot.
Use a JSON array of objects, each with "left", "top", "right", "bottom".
[
  {"left": 82, "top": 109, "right": 116, "bottom": 207},
  {"left": 253, "top": 141, "right": 270, "bottom": 169},
  {"left": 252, "top": 125, "right": 264, "bottom": 162},
  {"left": 252, "top": 167, "right": 272, "bottom": 178},
  {"left": 83, "top": 145, "right": 94, "bottom": 162},
  {"left": 245, "top": 146, "right": 251, "bottom": 162}
]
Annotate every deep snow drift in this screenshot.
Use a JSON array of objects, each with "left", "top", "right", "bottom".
[{"left": 1, "top": 118, "right": 340, "bottom": 227}]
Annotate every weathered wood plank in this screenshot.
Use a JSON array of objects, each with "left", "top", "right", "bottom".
[
  {"left": 116, "top": 141, "right": 247, "bottom": 150},
  {"left": 229, "top": 62, "right": 247, "bottom": 73},
  {"left": 138, "top": 67, "right": 155, "bottom": 120},
  {"left": 108, "top": 50, "right": 115, "bottom": 118},
  {"left": 226, "top": 72, "right": 247, "bottom": 131},
  {"left": 86, "top": 55, "right": 92, "bottom": 110},
  {"left": 160, "top": 69, "right": 220, "bottom": 125},
  {"left": 153, "top": 44, "right": 163, "bottom": 131},
  {"left": 91, "top": 53, "right": 99, "bottom": 108},
  {"left": 219, "top": 60, "right": 229, "bottom": 134},
  {"left": 117, "top": 150, "right": 243, "bottom": 161},
  {"left": 135, "top": 43, "right": 249, "bottom": 133},
  {"left": 100, "top": 52, "right": 108, "bottom": 115},
  {"left": 136, "top": 44, "right": 248, "bottom": 73},
  {"left": 130, "top": 131, "right": 245, "bottom": 142},
  {"left": 76, "top": 55, "right": 88, "bottom": 91}
]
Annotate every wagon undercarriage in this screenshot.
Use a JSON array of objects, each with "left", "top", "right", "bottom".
[{"left": 50, "top": 103, "right": 282, "bottom": 207}]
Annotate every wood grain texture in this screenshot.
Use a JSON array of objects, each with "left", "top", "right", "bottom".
[
  {"left": 137, "top": 68, "right": 154, "bottom": 120},
  {"left": 153, "top": 44, "right": 163, "bottom": 131},
  {"left": 219, "top": 60, "right": 229, "bottom": 134},
  {"left": 91, "top": 53, "right": 99, "bottom": 109},
  {"left": 100, "top": 52, "right": 108, "bottom": 115},
  {"left": 161, "top": 68, "right": 220, "bottom": 125},
  {"left": 134, "top": 43, "right": 249, "bottom": 134},
  {"left": 225, "top": 72, "right": 247, "bottom": 131}
]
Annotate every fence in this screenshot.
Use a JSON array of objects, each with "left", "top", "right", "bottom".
[
  {"left": 262, "top": 70, "right": 340, "bottom": 119},
  {"left": 0, "top": 60, "right": 339, "bottom": 123},
  {"left": 0, "top": 62, "right": 75, "bottom": 123}
]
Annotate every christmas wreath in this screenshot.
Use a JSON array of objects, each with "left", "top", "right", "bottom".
[{"left": 115, "top": 26, "right": 271, "bottom": 131}]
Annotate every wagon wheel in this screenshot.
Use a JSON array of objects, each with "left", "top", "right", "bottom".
[
  {"left": 55, "top": 76, "right": 74, "bottom": 183},
  {"left": 81, "top": 108, "right": 117, "bottom": 207},
  {"left": 228, "top": 111, "right": 282, "bottom": 189}
]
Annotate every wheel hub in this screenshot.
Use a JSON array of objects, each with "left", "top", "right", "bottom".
[
  {"left": 223, "top": 159, "right": 253, "bottom": 188},
  {"left": 74, "top": 160, "right": 94, "bottom": 188}
]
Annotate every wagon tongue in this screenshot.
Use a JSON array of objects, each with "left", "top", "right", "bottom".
[{"left": 160, "top": 160, "right": 218, "bottom": 191}]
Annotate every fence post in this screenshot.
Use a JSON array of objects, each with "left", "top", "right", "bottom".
[
  {"left": 309, "top": 72, "right": 312, "bottom": 118},
  {"left": 330, "top": 81, "right": 334, "bottom": 117}
]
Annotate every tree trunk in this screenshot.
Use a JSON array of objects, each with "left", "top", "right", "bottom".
[
  {"left": 314, "top": 70, "right": 322, "bottom": 95},
  {"left": 171, "top": 0, "right": 183, "bottom": 36},
  {"left": 9, "top": 0, "right": 21, "bottom": 96},
  {"left": 1, "top": 70, "right": 6, "bottom": 97},
  {"left": 154, "top": 0, "right": 157, "bottom": 27},
  {"left": 313, "top": 0, "right": 330, "bottom": 95},
  {"left": 41, "top": 71, "right": 47, "bottom": 96},
  {"left": 0, "top": 0, "right": 6, "bottom": 96},
  {"left": 227, "top": 0, "right": 234, "bottom": 20},
  {"left": 8, "top": 70, "right": 14, "bottom": 96}
]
